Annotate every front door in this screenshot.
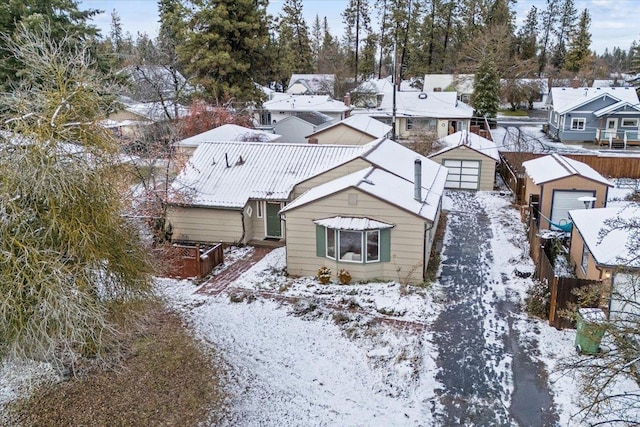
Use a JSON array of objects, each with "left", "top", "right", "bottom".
[
  {"left": 605, "top": 118, "right": 618, "bottom": 139},
  {"left": 265, "top": 202, "right": 282, "bottom": 238}
]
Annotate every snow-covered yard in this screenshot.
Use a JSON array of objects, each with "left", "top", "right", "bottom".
[{"left": 2, "top": 190, "right": 637, "bottom": 426}]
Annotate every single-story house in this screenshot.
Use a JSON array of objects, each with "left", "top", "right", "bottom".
[
  {"left": 166, "top": 142, "right": 367, "bottom": 244},
  {"left": 568, "top": 206, "right": 640, "bottom": 319},
  {"left": 281, "top": 144, "right": 448, "bottom": 284},
  {"left": 429, "top": 130, "right": 499, "bottom": 190},
  {"left": 287, "top": 74, "right": 336, "bottom": 96},
  {"left": 256, "top": 93, "right": 352, "bottom": 127},
  {"left": 545, "top": 86, "right": 640, "bottom": 145},
  {"left": 422, "top": 74, "right": 475, "bottom": 103},
  {"left": 523, "top": 153, "right": 613, "bottom": 230},
  {"left": 353, "top": 90, "right": 473, "bottom": 140},
  {"left": 273, "top": 114, "right": 334, "bottom": 144},
  {"left": 174, "top": 124, "right": 281, "bottom": 156},
  {"left": 306, "top": 114, "right": 392, "bottom": 145}
]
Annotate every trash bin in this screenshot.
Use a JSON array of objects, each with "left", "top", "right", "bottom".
[{"left": 575, "top": 308, "right": 606, "bottom": 355}]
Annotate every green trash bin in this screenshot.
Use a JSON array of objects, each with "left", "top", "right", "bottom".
[{"left": 575, "top": 308, "right": 606, "bottom": 355}]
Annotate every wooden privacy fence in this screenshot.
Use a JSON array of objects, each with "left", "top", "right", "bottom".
[
  {"left": 502, "top": 151, "right": 640, "bottom": 179},
  {"left": 498, "top": 152, "right": 526, "bottom": 205},
  {"left": 165, "top": 243, "right": 224, "bottom": 279},
  {"left": 528, "top": 213, "right": 600, "bottom": 329}
]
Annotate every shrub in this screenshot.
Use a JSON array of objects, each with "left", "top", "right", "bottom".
[
  {"left": 317, "top": 266, "right": 332, "bottom": 284},
  {"left": 525, "top": 280, "right": 551, "bottom": 318},
  {"left": 338, "top": 269, "right": 351, "bottom": 285}
]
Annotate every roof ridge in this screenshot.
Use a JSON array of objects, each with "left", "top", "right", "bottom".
[{"left": 552, "top": 153, "right": 578, "bottom": 175}]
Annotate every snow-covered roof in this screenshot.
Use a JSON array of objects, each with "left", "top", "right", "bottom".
[
  {"left": 282, "top": 165, "right": 443, "bottom": 222},
  {"left": 263, "top": 94, "right": 351, "bottom": 113},
  {"left": 306, "top": 115, "right": 392, "bottom": 139},
  {"left": 430, "top": 130, "right": 499, "bottom": 161},
  {"left": 171, "top": 142, "right": 367, "bottom": 208},
  {"left": 593, "top": 101, "right": 640, "bottom": 117},
  {"left": 287, "top": 74, "right": 336, "bottom": 95},
  {"left": 356, "top": 91, "right": 473, "bottom": 119},
  {"left": 117, "top": 65, "right": 194, "bottom": 102},
  {"left": 124, "top": 101, "right": 189, "bottom": 122},
  {"left": 313, "top": 216, "right": 394, "bottom": 230},
  {"left": 176, "top": 124, "right": 281, "bottom": 148},
  {"left": 549, "top": 87, "right": 640, "bottom": 115},
  {"left": 523, "top": 153, "right": 613, "bottom": 187},
  {"left": 569, "top": 206, "right": 640, "bottom": 268},
  {"left": 423, "top": 74, "right": 474, "bottom": 94}
]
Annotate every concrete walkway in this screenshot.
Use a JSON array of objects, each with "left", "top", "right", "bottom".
[{"left": 432, "top": 191, "right": 558, "bottom": 426}]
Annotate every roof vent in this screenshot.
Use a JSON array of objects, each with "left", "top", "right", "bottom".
[
  {"left": 236, "top": 155, "right": 245, "bottom": 166},
  {"left": 418, "top": 92, "right": 428, "bottom": 99}
]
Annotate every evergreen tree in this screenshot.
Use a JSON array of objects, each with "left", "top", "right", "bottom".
[
  {"left": 0, "top": 0, "right": 100, "bottom": 88},
  {"left": 471, "top": 56, "right": 500, "bottom": 118},
  {"left": 342, "top": 0, "right": 371, "bottom": 84},
  {"left": 538, "top": 0, "right": 559, "bottom": 75},
  {"left": 564, "top": 8, "right": 592, "bottom": 73},
  {"left": 516, "top": 5, "right": 538, "bottom": 61},
  {"left": 311, "top": 14, "right": 323, "bottom": 71},
  {"left": 551, "top": 0, "right": 578, "bottom": 69},
  {"left": 179, "top": 0, "right": 270, "bottom": 103}
]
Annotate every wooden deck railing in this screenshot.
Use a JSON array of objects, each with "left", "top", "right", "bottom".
[{"left": 164, "top": 243, "right": 224, "bottom": 279}]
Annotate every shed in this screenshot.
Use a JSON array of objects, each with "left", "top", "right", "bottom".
[
  {"left": 306, "top": 115, "right": 392, "bottom": 145},
  {"left": 429, "top": 130, "right": 499, "bottom": 190},
  {"left": 523, "top": 153, "right": 613, "bottom": 230}
]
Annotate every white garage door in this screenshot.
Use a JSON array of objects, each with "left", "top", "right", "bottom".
[
  {"left": 443, "top": 159, "right": 481, "bottom": 190},
  {"left": 551, "top": 190, "right": 595, "bottom": 230}
]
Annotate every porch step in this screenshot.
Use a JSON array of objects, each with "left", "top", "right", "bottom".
[{"left": 247, "top": 238, "right": 285, "bottom": 248}]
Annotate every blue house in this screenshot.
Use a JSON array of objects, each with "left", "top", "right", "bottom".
[{"left": 545, "top": 86, "right": 640, "bottom": 147}]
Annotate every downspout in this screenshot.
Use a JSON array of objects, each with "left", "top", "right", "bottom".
[{"left": 239, "top": 209, "right": 246, "bottom": 245}]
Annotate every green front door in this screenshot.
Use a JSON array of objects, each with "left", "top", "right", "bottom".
[{"left": 266, "top": 202, "right": 282, "bottom": 238}]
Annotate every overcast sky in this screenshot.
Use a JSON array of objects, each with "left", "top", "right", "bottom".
[{"left": 79, "top": 0, "right": 640, "bottom": 55}]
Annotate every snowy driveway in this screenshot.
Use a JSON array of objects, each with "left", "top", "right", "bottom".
[{"left": 432, "top": 191, "right": 558, "bottom": 426}]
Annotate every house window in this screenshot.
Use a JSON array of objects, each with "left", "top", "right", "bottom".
[
  {"left": 256, "top": 201, "right": 263, "bottom": 218},
  {"left": 318, "top": 226, "right": 389, "bottom": 264},
  {"left": 622, "top": 118, "right": 638, "bottom": 127},
  {"left": 581, "top": 244, "right": 589, "bottom": 273},
  {"left": 570, "top": 118, "right": 586, "bottom": 130},
  {"left": 366, "top": 230, "right": 379, "bottom": 262},
  {"left": 406, "top": 118, "right": 436, "bottom": 131},
  {"left": 259, "top": 111, "right": 271, "bottom": 126},
  {"left": 326, "top": 228, "right": 336, "bottom": 259}
]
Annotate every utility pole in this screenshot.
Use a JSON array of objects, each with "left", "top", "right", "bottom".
[{"left": 391, "top": 27, "right": 397, "bottom": 141}]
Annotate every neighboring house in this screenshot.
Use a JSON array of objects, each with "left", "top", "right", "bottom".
[
  {"left": 174, "top": 124, "right": 281, "bottom": 156},
  {"left": 256, "top": 93, "right": 352, "bottom": 127},
  {"left": 167, "top": 142, "right": 368, "bottom": 245},
  {"left": 568, "top": 206, "right": 640, "bottom": 319},
  {"left": 429, "top": 130, "right": 499, "bottom": 190},
  {"left": 523, "top": 153, "right": 613, "bottom": 230},
  {"left": 306, "top": 115, "right": 392, "bottom": 145},
  {"left": 273, "top": 114, "right": 334, "bottom": 144},
  {"left": 281, "top": 141, "right": 448, "bottom": 284},
  {"left": 423, "top": 74, "right": 474, "bottom": 103},
  {"left": 118, "top": 65, "right": 193, "bottom": 102},
  {"left": 499, "top": 78, "right": 549, "bottom": 109},
  {"left": 287, "top": 74, "right": 336, "bottom": 96},
  {"left": 545, "top": 86, "right": 640, "bottom": 145},
  {"left": 353, "top": 90, "right": 473, "bottom": 140}
]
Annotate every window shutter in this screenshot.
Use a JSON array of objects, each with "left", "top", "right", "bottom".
[
  {"left": 380, "top": 228, "right": 391, "bottom": 262},
  {"left": 316, "top": 225, "right": 326, "bottom": 257}
]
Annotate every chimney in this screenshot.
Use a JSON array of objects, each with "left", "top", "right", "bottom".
[
  {"left": 414, "top": 159, "right": 422, "bottom": 201},
  {"left": 571, "top": 77, "right": 580, "bottom": 89},
  {"left": 343, "top": 92, "right": 351, "bottom": 106}
]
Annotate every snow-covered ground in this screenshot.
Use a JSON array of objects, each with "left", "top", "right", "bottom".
[{"left": 2, "top": 191, "right": 637, "bottom": 426}]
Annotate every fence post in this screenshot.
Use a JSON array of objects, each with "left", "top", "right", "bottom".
[{"left": 548, "top": 276, "right": 559, "bottom": 327}]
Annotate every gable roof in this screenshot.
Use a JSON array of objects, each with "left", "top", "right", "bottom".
[
  {"left": 263, "top": 93, "right": 351, "bottom": 114},
  {"left": 287, "top": 74, "right": 336, "bottom": 95},
  {"left": 170, "top": 142, "right": 367, "bottom": 208},
  {"left": 284, "top": 138, "right": 448, "bottom": 222},
  {"left": 360, "top": 91, "right": 473, "bottom": 119},
  {"left": 569, "top": 206, "right": 640, "bottom": 268},
  {"left": 593, "top": 101, "right": 640, "bottom": 117},
  {"left": 281, "top": 166, "right": 443, "bottom": 222},
  {"left": 549, "top": 87, "right": 640, "bottom": 115},
  {"left": 122, "top": 100, "right": 189, "bottom": 122},
  {"left": 423, "top": 74, "right": 474, "bottom": 93},
  {"left": 306, "top": 115, "right": 392, "bottom": 139},
  {"left": 523, "top": 153, "right": 613, "bottom": 186},
  {"left": 176, "top": 124, "right": 281, "bottom": 148},
  {"left": 430, "top": 130, "right": 499, "bottom": 161}
]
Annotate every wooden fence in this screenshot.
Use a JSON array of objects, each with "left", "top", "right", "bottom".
[
  {"left": 498, "top": 152, "right": 527, "bottom": 205},
  {"left": 527, "top": 212, "right": 601, "bottom": 328},
  {"left": 165, "top": 243, "right": 224, "bottom": 279},
  {"left": 501, "top": 151, "right": 640, "bottom": 181}
]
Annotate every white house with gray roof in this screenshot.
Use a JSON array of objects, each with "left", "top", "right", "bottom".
[{"left": 256, "top": 93, "right": 352, "bottom": 127}]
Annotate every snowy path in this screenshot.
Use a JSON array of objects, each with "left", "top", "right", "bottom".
[{"left": 432, "top": 191, "right": 558, "bottom": 426}]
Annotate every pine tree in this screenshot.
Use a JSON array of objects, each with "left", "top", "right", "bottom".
[
  {"left": 342, "top": 0, "right": 371, "bottom": 84},
  {"left": 551, "top": 0, "right": 578, "bottom": 69},
  {"left": 564, "top": 8, "right": 592, "bottom": 73},
  {"left": 516, "top": 6, "right": 538, "bottom": 61},
  {"left": 179, "top": 0, "right": 270, "bottom": 103},
  {"left": 471, "top": 56, "right": 500, "bottom": 118},
  {"left": 538, "top": 0, "right": 560, "bottom": 75}
]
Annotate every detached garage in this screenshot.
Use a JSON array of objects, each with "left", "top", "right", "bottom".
[
  {"left": 429, "top": 130, "right": 499, "bottom": 191},
  {"left": 522, "top": 153, "right": 613, "bottom": 230}
]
